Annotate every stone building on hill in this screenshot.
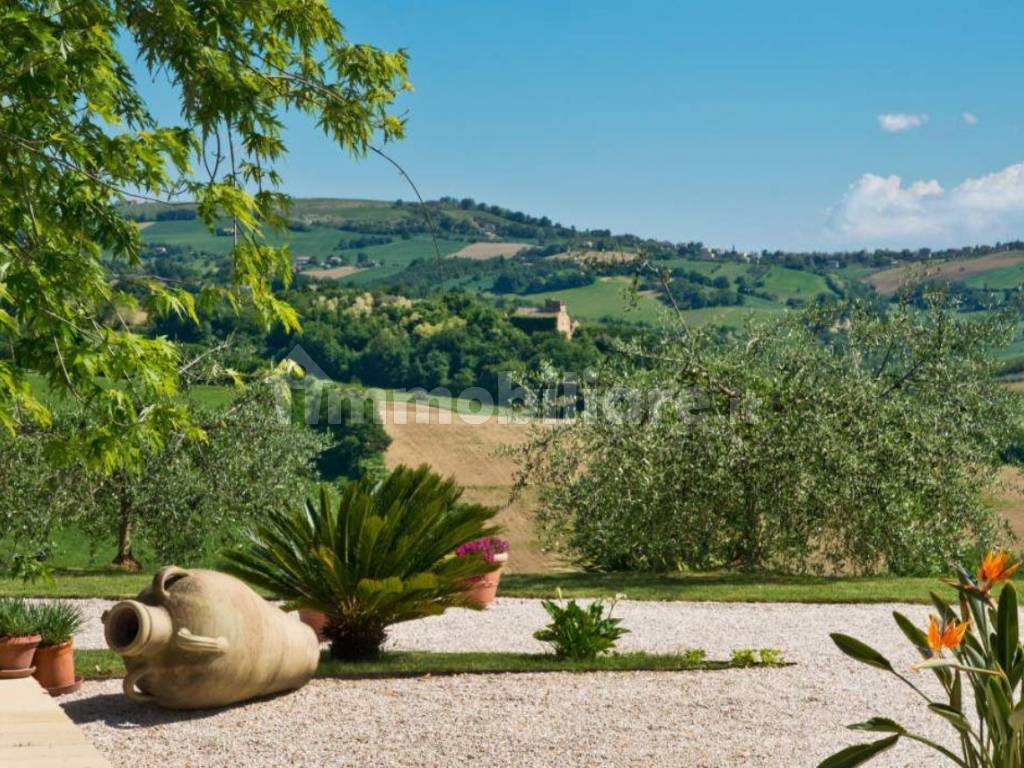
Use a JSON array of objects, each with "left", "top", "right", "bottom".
[{"left": 511, "top": 298, "right": 577, "bottom": 339}]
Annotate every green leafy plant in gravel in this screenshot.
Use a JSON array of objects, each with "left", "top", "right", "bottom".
[
  {"left": 679, "top": 648, "right": 707, "bottom": 665},
  {"left": 222, "top": 465, "right": 501, "bottom": 660},
  {"left": 822, "top": 551, "right": 1024, "bottom": 768},
  {"left": 728, "top": 648, "right": 786, "bottom": 667},
  {"left": 730, "top": 648, "right": 758, "bottom": 667},
  {"left": 533, "top": 593, "right": 629, "bottom": 660}
]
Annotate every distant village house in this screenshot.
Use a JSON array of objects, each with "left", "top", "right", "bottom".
[{"left": 511, "top": 298, "right": 577, "bottom": 339}]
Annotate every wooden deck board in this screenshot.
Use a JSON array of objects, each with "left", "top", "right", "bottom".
[{"left": 0, "top": 677, "right": 111, "bottom": 768}]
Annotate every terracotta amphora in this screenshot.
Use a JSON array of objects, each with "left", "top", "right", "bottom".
[{"left": 103, "top": 566, "right": 319, "bottom": 709}]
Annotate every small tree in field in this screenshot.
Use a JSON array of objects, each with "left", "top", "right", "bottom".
[
  {"left": 89, "top": 383, "right": 328, "bottom": 570},
  {"left": 515, "top": 292, "right": 1024, "bottom": 575},
  {"left": 0, "top": 383, "right": 327, "bottom": 572}
]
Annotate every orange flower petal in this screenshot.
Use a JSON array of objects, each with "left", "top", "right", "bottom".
[
  {"left": 941, "top": 619, "right": 970, "bottom": 650},
  {"left": 978, "top": 551, "right": 1019, "bottom": 589},
  {"left": 926, "top": 615, "right": 942, "bottom": 654}
]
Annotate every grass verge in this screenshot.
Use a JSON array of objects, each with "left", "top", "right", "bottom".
[
  {"left": 501, "top": 571, "right": 949, "bottom": 604},
  {"left": 4, "top": 567, "right": 952, "bottom": 603},
  {"left": 75, "top": 649, "right": 785, "bottom": 682}
]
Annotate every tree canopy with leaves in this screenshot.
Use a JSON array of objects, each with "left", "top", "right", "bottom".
[
  {"left": 0, "top": 382, "right": 328, "bottom": 573},
  {"left": 0, "top": 0, "right": 409, "bottom": 468},
  {"left": 516, "top": 292, "right": 1024, "bottom": 575}
]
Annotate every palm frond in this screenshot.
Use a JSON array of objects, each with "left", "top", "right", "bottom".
[{"left": 222, "top": 464, "right": 502, "bottom": 658}]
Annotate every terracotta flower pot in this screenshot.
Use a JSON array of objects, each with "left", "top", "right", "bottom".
[
  {"left": 0, "top": 634, "right": 42, "bottom": 679},
  {"left": 298, "top": 609, "right": 328, "bottom": 642},
  {"left": 33, "top": 640, "right": 81, "bottom": 696},
  {"left": 464, "top": 553, "right": 508, "bottom": 607}
]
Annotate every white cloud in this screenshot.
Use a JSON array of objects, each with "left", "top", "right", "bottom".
[
  {"left": 877, "top": 113, "right": 928, "bottom": 133},
  {"left": 829, "top": 161, "right": 1024, "bottom": 246},
  {"left": 962, "top": 111, "right": 979, "bottom": 125}
]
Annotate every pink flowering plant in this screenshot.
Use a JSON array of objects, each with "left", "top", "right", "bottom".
[
  {"left": 454, "top": 537, "right": 510, "bottom": 563},
  {"left": 454, "top": 537, "right": 509, "bottom": 584}
]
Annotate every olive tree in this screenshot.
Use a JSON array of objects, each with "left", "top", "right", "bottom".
[
  {"left": 0, "top": 0, "right": 409, "bottom": 469},
  {"left": 515, "top": 293, "right": 1024, "bottom": 575},
  {"left": 0, "top": 383, "right": 327, "bottom": 571}
]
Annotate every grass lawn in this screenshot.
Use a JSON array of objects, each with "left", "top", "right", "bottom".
[
  {"left": 74, "top": 648, "right": 783, "bottom": 681},
  {"left": 501, "top": 570, "right": 952, "bottom": 603},
  {"left": 3, "top": 564, "right": 951, "bottom": 603}
]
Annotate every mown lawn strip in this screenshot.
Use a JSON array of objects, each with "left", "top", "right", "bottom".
[{"left": 74, "top": 649, "right": 787, "bottom": 681}]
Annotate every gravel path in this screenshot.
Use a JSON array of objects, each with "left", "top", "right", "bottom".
[{"left": 60, "top": 598, "right": 956, "bottom": 767}]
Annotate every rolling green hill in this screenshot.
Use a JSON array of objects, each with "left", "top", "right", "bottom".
[
  {"left": 126, "top": 198, "right": 1024, "bottom": 349},
  {"left": 518, "top": 277, "right": 670, "bottom": 325}
]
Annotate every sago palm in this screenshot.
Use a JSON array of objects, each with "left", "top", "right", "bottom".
[{"left": 223, "top": 465, "right": 502, "bottom": 660}]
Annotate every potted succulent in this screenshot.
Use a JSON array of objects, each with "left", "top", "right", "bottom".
[
  {"left": 455, "top": 537, "right": 510, "bottom": 607},
  {"left": 32, "top": 600, "right": 84, "bottom": 696},
  {"left": 0, "top": 597, "right": 42, "bottom": 679}
]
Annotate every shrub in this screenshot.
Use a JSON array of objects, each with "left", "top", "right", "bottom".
[
  {"left": 533, "top": 594, "right": 629, "bottom": 660},
  {"left": 33, "top": 601, "right": 84, "bottom": 647},
  {"left": 0, "top": 597, "right": 36, "bottom": 639},
  {"left": 517, "top": 292, "right": 1024, "bottom": 575},
  {"left": 223, "top": 465, "right": 501, "bottom": 660},
  {"left": 822, "top": 551, "right": 1023, "bottom": 767}
]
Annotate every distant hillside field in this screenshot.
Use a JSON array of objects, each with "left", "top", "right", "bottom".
[
  {"left": 548, "top": 249, "right": 636, "bottom": 264},
  {"left": 451, "top": 242, "right": 531, "bottom": 260},
  {"left": 865, "top": 251, "right": 1024, "bottom": 295},
  {"left": 521, "top": 277, "right": 670, "bottom": 325},
  {"left": 301, "top": 265, "right": 361, "bottom": 280}
]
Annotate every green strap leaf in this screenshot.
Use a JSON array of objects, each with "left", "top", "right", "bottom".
[
  {"left": 830, "top": 633, "right": 894, "bottom": 671},
  {"left": 849, "top": 717, "right": 906, "bottom": 734},
  {"left": 913, "top": 657, "right": 1004, "bottom": 677},
  {"left": 1008, "top": 706, "right": 1024, "bottom": 731},
  {"left": 817, "top": 735, "right": 900, "bottom": 768},
  {"left": 997, "top": 582, "right": 1018, "bottom": 672},
  {"left": 927, "top": 703, "right": 970, "bottom": 733}
]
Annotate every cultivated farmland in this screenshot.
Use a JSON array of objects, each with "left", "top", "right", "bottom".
[
  {"left": 451, "top": 242, "right": 532, "bottom": 260},
  {"left": 865, "top": 250, "right": 1024, "bottom": 295},
  {"left": 376, "top": 401, "right": 558, "bottom": 573}
]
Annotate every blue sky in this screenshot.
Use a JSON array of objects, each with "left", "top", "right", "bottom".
[{"left": 137, "top": 1, "right": 1024, "bottom": 251}]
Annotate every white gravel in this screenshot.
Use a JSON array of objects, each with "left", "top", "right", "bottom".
[{"left": 58, "top": 598, "right": 959, "bottom": 767}]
